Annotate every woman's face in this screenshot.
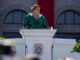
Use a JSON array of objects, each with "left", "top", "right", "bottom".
[{"left": 33, "top": 7, "right": 40, "bottom": 15}]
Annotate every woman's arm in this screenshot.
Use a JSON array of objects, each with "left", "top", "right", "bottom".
[
  {"left": 21, "top": 14, "right": 30, "bottom": 29},
  {"left": 42, "top": 16, "right": 49, "bottom": 29}
]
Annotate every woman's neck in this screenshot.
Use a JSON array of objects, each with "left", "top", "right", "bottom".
[{"left": 32, "top": 13, "right": 39, "bottom": 17}]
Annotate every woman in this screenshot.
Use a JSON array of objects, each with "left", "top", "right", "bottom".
[{"left": 22, "top": 4, "right": 49, "bottom": 29}]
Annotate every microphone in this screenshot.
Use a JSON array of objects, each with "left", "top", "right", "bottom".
[{"left": 36, "top": 19, "right": 39, "bottom": 22}]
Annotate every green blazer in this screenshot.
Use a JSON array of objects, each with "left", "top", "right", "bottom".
[{"left": 22, "top": 13, "right": 49, "bottom": 29}]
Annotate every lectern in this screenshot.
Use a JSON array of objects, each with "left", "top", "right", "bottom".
[{"left": 20, "top": 29, "right": 57, "bottom": 60}]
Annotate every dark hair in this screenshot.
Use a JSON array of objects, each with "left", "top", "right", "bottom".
[
  {"left": 32, "top": 57, "right": 40, "bottom": 60},
  {"left": 31, "top": 4, "right": 40, "bottom": 12},
  {"left": 0, "top": 45, "right": 15, "bottom": 55}
]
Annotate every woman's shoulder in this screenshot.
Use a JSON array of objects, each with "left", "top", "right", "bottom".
[
  {"left": 28, "top": 13, "right": 33, "bottom": 16},
  {"left": 39, "top": 14, "right": 45, "bottom": 18},
  {"left": 39, "top": 14, "right": 46, "bottom": 19},
  {"left": 25, "top": 13, "right": 32, "bottom": 16},
  {"left": 28, "top": 13, "right": 43, "bottom": 17},
  {"left": 24, "top": 13, "right": 32, "bottom": 18},
  {"left": 26, "top": 13, "right": 44, "bottom": 18}
]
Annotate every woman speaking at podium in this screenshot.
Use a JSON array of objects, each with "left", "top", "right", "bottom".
[{"left": 22, "top": 4, "right": 49, "bottom": 29}]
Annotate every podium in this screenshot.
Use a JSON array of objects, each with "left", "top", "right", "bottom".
[{"left": 20, "top": 29, "right": 57, "bottom": 60}]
